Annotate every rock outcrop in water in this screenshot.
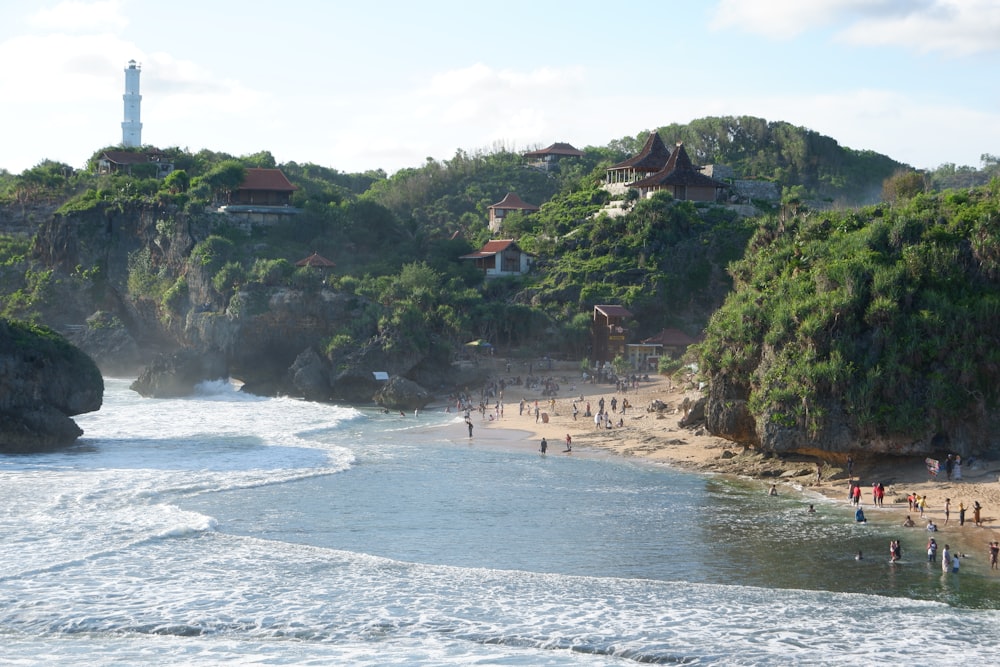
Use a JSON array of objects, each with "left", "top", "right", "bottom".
[
  {"left": 130, "top": 347, "right": 228, "bottom": 398},
  {"left": 0, "top": 318, "right": 104, "bottom": 453}
]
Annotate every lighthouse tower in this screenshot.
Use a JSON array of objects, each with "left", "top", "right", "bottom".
[{"left": 121, "top": 60, "right": 142, "bottom": 147}]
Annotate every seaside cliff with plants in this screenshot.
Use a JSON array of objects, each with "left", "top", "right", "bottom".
[
  {"left": 2, "top": 115, "right": 1000, "bottom": 459},
  {"left": 698, "top": 184, "right": 1000, "bottom": 457}
]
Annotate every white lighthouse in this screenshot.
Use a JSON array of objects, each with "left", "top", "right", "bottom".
[{"left": 121, "top": 59, "right": 142, "bottom": 147}]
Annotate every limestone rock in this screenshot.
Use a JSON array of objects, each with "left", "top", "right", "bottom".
[
  {"left": 373, "top": 376, "right": 432, "bottom": 411},
  {"left": 0, "top": 318, "right": 103, "bottom": 452},
  {"left": 288, "top": 347, "right": 332, "bottom": 401},
  {"left": 130, "top": 348, "right": 227, "bottom": 398},
  {"left": 66, "top": 311, "right": 144, "bottom": 376}
]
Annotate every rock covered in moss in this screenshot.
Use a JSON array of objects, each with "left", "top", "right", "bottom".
[{"left": 0, "top": 318, "right": 103, "bottom": 452}]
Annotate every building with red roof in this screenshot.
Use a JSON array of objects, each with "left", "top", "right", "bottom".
[
  {"left": 230, "top": 168, "right": 298, "bottom": 206},
  {"left": 605, "top": 132, "right": 671, "bottom": 189},
  {"left": 487, "top": 192, "right": 539, "bottom": 234},
  {"left": 628, "top": 143, "right": 728, "bottom": 202},
  {"left": 523, "top": 142, "right": 585, "bottom": 171},
  {"left": 459, "top": 239, "right": 534, "bottom": 278},
  {"left": 295, "top": 252, "right": 335, "bottom": 268}
]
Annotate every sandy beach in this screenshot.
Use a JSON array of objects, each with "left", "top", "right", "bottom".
[{"left": 465, "top": 359, "right": 1000, "bottom": 572}]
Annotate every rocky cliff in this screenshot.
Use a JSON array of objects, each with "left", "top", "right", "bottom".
[
  {"left": 22, "top": 201, "right": 470, "bottom": 405},
  {"left": 0, "top": 318, "right": 104, "bottom": 453}
]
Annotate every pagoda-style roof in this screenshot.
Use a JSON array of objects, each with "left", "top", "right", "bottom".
[
  {"left": 460, "top": 239, "right": 532, "bottom": 259},
  {"left": 523, "top": 142, "right": 585, "bottom": 158},
  {"left": 628, "top": 143, "right": 727, "bottom": 190},
  {"left": 608, "top": 132, "right": 671, "bottom": 172},
  {"left": 295, "top": 252, "right": 335, "bottom": 268},
  {"left": 489, "top": 193, "right": 539, "bottom": 211},
  {"left": 238, "top": 168, "right": 298, "bottom": 192}
]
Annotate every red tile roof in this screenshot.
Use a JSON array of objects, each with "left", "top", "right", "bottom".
[
  {"left": 238, "top": 168, "right": 298, "bottom": 192},
  {"left": 489, "top": 192, "right": 539, "bottom": 211},
  {"left": 295, "top": 252, "right": 335, "bottom": 267},
  {"left": 608, "top": 132, "right": 671, "bottom": 171},
  {"left": 459, "top": 239, "right": 530, "bottom": 259},
  {"left": 523, "top": 142, "right": 585, "bottom": 158}
]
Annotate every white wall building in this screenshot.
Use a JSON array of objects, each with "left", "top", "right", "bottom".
[{"left": 122, "top": 60, "right": 142, "bottom": 147}]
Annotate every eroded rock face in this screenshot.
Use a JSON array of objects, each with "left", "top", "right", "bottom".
[
  {"left": 288, "top": 347, "right": 332, "bottom": 401},
  {"left": 66, "top": 311, "right": 144, "bottom": 377},
  {"left": 373, "top": 376, "right": 432, "bottom": 411},
  {"left": 130, "top": 348, "right": 227, "bottom": 398},
  {"left": 0, "top": 319, "right": 103, "bottom": 453},
  {"left": 704, "top": 374, "right": 759, "bottom": 446}
]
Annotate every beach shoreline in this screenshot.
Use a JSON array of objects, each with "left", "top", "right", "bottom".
[{"left": 450, "top": 359, "right": 1000, "bottom": 574}]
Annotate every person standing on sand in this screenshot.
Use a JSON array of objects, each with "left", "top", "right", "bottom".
[
  {"left": 973, "top": 501, "right": 983, "bottom": 527},
  {"left": 959, "top": 502, "right": 967, "bottom": 526},
  {"left": 944, "top": 498, "right": 951, "bottom": 525},
  {"left": 564, "top": 434, "right": 572, "bottom": 453}
]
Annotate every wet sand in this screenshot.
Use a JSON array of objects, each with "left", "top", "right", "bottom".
[{"left": 451, "top": 359, "right": 1000, "bottom": 574}]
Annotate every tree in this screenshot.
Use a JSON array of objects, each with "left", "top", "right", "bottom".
[
  {"left": 202, "top": 161, "right": 247, "bottom": 203},
  {"left": 882, "top": 170, "right": 926, "bottom": 202},
  {"left": 163, "top": 169, "right": 190, "bottom": 193}
]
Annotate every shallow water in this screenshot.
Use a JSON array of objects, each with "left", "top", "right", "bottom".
[{"left": 2, "top": 379, "right": 999, "bottom": 665}]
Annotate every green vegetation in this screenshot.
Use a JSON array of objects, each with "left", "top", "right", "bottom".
[
  {"left": 7, "top": 114, "right": 999, "bottom": 426},
  {"left": 698, "top": 182, "right": 1000, "bottom": 439}
]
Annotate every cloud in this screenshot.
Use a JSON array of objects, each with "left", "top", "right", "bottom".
[
  {"left": 838, "top": 0, "right": 1000, "bottom": 55},
  {"left": 709, "top": 0, "right": 907, "bottom": 37},
  {"left": 27, "top": 0, "right": 128, "bottom": 33},
  {"left": 710, "top": 0, "right": 1000, "bottom": 55}
]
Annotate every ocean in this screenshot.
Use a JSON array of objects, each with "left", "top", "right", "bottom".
[{"left": 2, "top": 378, "right": 999, "bottom": 665}]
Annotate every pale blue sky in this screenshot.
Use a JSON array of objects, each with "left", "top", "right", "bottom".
[{"left": 2, "top": 0, "right": 999, "bottom": 175}]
